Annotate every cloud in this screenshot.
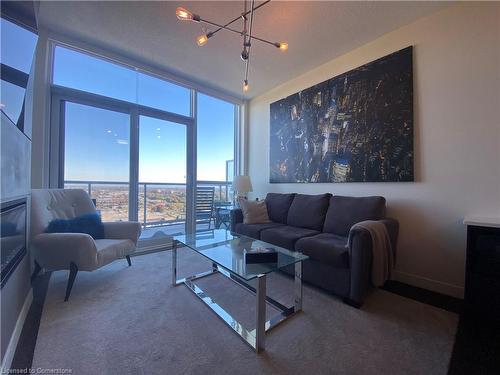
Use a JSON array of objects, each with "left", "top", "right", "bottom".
[{"left": 117, "top": 139, "right": 129, "bottom": 145}]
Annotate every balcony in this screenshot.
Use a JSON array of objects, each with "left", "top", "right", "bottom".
[{"left": 64, "top": 180, "right": 233, "bottom": 239}]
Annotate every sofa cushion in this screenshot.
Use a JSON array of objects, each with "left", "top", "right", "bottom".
[
  {"left": 323, "top": 195, "right": 386, "bottom": 236},
  {"left": 260, "top": 225, "right": 320, "bottom": 251},
  {"left": 286, "top": 193, "right": 331, "bottom": 231},
  {"left": 265, "top": 193, "right": 295, "bottom": 224},
  {"left": 234, "top": 222, "right": 284, "bottom": 239},
  {"left": 295, "top": 233, "right": 350, "bottom": 268},
  {"left": 238, "top": 198, "right": 271, "bottom": 224}
]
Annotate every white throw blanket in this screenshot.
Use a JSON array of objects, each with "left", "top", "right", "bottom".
[{"left": 348, "top": 220, "right": 394, "bottom": 287}]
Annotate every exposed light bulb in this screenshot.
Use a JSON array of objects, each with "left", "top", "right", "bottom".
[
  {"left": 196, "top": 34, "right": 209, "bottom": 46},
  {"left": 243, "top": 80, "right": 249, "bottom": 92},
  {"left": 176, "top": 7, "right": 193, "bottom": 21},
  {"left": 278, "top": 42, "right": 288, "bottom": 51}
]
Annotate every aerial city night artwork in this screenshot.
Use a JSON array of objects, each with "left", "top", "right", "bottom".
[{"left": 269, "top": 46, "right": 414, "bottom": 183}]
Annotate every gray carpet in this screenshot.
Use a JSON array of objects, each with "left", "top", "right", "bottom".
[{"left": 32, "top": 250, "right": 458, "bottom": 375}]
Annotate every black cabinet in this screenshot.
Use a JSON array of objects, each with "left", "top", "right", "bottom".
[
  {"left": 450, "top": 223, "right": 500, "bottom": 375},
  {"left": 464, "top": 225, "right": 500, "bottom": 325}
]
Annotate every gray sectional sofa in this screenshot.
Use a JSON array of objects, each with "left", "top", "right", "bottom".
[{"left": 230, "top": 193, "right": 399, "bottom": 307}]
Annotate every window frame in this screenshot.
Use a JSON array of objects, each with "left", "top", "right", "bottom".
[{"left": 48, "top": 40, "right": 242, "bottom": 235}]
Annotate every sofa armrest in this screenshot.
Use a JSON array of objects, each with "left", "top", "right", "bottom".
[
  {"left": 31, "top": 233, "right": 98, "bottom": 271},
  {"left": 346, "top": 227, "right": 373, "bottom": 306},
  {"left": 346, "top": 218, "right": 399, "bottom": 306},
  {"left": 103, "top": 221, "right": 142, "bottom": 245},
  {"left": 230, "top": 208, "right": 243, "bottom": 232}
]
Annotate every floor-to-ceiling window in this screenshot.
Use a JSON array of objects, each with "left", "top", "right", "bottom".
[
  {"left": 196, "top": 93, "right": 236, "bottom": 230},
  {"left": 50, "top": 44, "right": 239, "bottom": 249}
]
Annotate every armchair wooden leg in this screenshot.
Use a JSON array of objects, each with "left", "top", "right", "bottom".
[
  {"left": 31, "top": 260, "right": 42, "bottom": 284},
  {"left": 126, "top": 255, "right": 131, "bottom": 267},
  {"left": 64, "top": 262, "right": 78, "bottom": 302}
]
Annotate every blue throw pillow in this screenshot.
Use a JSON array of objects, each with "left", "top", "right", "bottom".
[
  {"left": 46, "top": 213, "right": 105, "bottom": 239},
  {"left": 1, "top": 222, "right": 18, "bottom": 236}
]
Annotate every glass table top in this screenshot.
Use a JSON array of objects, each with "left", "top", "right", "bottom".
[{"left": 173, "top": 229, "right": 308, "bottom": 281}]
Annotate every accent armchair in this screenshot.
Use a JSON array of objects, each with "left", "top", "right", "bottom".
[{"left": 30, "top": 189, "right": 141, "bottom": 301}]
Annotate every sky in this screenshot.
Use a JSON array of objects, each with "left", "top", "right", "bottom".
[{"left": 55, "top": 46, "right": 236, "bottom": 183}]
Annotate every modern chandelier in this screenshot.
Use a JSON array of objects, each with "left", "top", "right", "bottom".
[{"left": 175, "top": 0, "right": 288, "bottom": 93}]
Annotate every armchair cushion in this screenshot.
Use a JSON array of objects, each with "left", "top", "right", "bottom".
[
  {"left": 31, "top": 232, "right": 99, "bottom": 271},
  {"left": 95, "top": 239, "right": 135, "bottom": 268},
  {"left": 46, "top": 213, "right": 104, "bottom": 239},
  {"left": 31, "top": 189, "right": 97, "bottom": 239},
  {"left": 103, "top": 221, "right": 142, "bottom": 245}
]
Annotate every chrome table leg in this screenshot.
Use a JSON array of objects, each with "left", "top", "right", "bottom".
[
  {"left": 172, "top": 240, "right": 177, "bottom": 286},
  {"left": 294, "top": 261, "right": 303, "bottom": 312},
  {"left": 255, "top": 275, "right": 266, "bottom": 352}
]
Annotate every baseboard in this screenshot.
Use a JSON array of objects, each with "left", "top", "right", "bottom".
[
  {"left": 1, "top": 289, "right": 33, "bottom": 372},
  {"left": 393, "top": 270, "right": 464, "bottom": 299}
]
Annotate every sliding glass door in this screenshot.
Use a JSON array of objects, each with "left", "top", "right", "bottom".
[
  {"left": 63, "top": 101, "right": 131, "bottom": 222},
  {"left": 138, "top": 115, "right": 187, "bottom": 241}
]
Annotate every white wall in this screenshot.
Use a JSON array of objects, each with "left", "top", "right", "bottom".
[{"left": 247, "top": 3, "right": 500, "bottom": 298}]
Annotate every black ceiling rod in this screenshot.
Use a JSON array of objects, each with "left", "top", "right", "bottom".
[{"left": 208, "top": 0, "right": 271, "bottom": 39}]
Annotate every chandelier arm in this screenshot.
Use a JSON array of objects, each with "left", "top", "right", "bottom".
[
  {"left": 244, "top": 0, "right": 256, "bottom": 84},
  {"left": 199, "top": 18, "right": 278, "bottom": 48},
  {"left": 243, "top": 0, "right": 248, "bottom": 47},
  {"left": 244, "top": 58, "right": 250, "bottom": 83},
  {"left": 209, "top": 0, "right": 271, "bottom": 39},
  {"left": 248, "top": 0, "right": 256, "bottom": 45}
]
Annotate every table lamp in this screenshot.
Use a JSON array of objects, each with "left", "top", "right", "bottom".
[{"left": 232, "top": 175, "right": 253, "bottom": 204}]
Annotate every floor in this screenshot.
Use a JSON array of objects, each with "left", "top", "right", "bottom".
[
  {"left": 12, "top": 248, "right": 500, "bottom": 375},
  {"left": 14, "top": 250, "right": 462, "bottom": 375}
]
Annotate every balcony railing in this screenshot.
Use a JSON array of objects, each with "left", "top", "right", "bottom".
[{"left": 64, "top": 180, "right": 232, "bottom": 228}]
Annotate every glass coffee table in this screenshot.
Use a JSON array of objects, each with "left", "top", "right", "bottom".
[{"left": 172, "top": 229, "right": 308, "bottom": 353}]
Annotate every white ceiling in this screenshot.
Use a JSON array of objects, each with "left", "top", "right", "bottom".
[{"left": 38, "top": 1, "right": 450, "bottom": 100}]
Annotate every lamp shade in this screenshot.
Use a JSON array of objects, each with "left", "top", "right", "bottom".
[{"left": 233, "top": 175, "right": 253, "bottom": 194}]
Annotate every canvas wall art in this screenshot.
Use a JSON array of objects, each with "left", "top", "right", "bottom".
[{"left": 269, "top": 46, "right": 413, "bottom": 183}]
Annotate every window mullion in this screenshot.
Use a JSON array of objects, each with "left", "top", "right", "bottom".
[{"left": 129, "top": 107, "right": 140, "bottom": 222}]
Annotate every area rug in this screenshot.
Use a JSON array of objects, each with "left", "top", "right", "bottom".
[{"left": 32, "top": 250, "right": 458, "bottom": 375}]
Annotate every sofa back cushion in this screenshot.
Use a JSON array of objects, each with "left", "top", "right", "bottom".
[
  {"left": 323, "top": 195, "right": 386, "bottom": 236},
  {"left": 287, "top": 193, "right": 331, "bottom": 231},
  {"left": 265, "top": 193, "right": 295, "bottom": 224}
]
